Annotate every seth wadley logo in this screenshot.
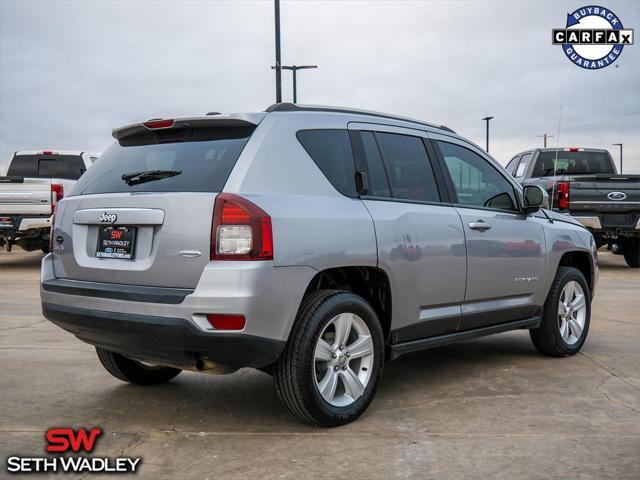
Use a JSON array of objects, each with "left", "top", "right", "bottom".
[
  {"left": 5, "top": 427, "right": 142, "bottom": 474},
  {"left": 553, "top": 5, "right": 634, "bottom": 69}
]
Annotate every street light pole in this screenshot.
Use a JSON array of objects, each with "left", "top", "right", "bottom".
[
  {"left": 271, "top": 65, "right": 318, "bottom": 103},
  {"left": 482, "top": 116, "right": 494, "bottom": 153},
  {"left": 274, "top": 0, "right": 282, "bottom": 103},
  {"left": 612, "top": 143, "right": 623, "bottom": 173}
]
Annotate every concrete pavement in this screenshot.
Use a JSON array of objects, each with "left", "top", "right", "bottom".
[{"left": 1, "top": 250, "right": 639, "bottom": 479}]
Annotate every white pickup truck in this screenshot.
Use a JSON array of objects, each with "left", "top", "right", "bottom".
[{"left": 0, "top": 151, "right": 98, "bottom": 252}]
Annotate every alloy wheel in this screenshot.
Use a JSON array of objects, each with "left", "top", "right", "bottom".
[
  {"left": 313, "top": 313, "right": 375, "bottom": 407},
  {"left": 558, "top": 280, "right": 587, "bottom": 345}
]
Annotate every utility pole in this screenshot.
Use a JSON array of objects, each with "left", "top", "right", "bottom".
[
  {"left": 271, "top": 65, "right": 318, "bottom": 103},
  {"left": 482, "top": 117, "right": 494, "bottom": 153},
  {"left": 538, "top": 133, "right": 554, "bottom": 148},
  {"left": 274, "top": 0, "right": 282, "bottom": 103},
  {"left": 612, "top": 143, "right": 623, "bottom": 173}
]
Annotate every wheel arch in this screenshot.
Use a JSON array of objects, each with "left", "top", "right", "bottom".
[
  {"left": 302, "top": 266, "right": 393, "bottom": 341},
  {"left": 557, "top": 250, "right": 594, "bottom": 295}
]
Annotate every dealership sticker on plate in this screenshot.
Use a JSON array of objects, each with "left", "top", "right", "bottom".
[{"left": 552, "top": 5, "right": 634, "bottom": 69}]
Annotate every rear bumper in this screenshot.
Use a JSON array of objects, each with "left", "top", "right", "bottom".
[
  {"left": 40, "top": 254, "right": 317, "bottom": 367},
  {"left": 0, "top": 215, "right": 51, "bottom": 234},
  {"left": 572, "top": 215, "right": 640, "bottom": 236},
  {"left": 42, "top": 302, "right": 284, "bottom": 368}
]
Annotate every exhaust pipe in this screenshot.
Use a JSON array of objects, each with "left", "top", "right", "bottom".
[{"left": 195, "top": 358, "right": 238, "bottom": 375}]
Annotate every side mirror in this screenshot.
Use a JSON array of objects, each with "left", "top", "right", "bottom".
[{"left": 523, "top": 185, "right": 549, "bottom": 213}]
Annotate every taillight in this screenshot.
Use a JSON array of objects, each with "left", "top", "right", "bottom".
[
  {"left": 210, "top": 193, "right": 273, "bottom": 261},
  {"left": 556, "top": 181, "right": 570, "bottom": 210},
  {"left": 49, "top": 207, "right": 57, "bottom": 252},
  {"left": 51, "top": 184, "right": 63, "bottom": 214},
  {"left": 206, "top": 314, "right": 246, "bottom": 330}
]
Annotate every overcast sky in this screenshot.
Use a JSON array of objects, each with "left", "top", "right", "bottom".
[{"left": 1, "top": 0, "right": 639, "bottom": 174}]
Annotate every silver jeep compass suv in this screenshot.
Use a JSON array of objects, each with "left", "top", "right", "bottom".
[{"left": 41, "top": 104, "right": 598, "bottom": 426}]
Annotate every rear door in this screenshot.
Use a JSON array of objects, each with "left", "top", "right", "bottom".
[
  {"left": 52, "top": 124, "right": 256, "bottom": 288},
  {"left": 349, "top": 123, "right": 466, "bottom": 342},
  {"left": 430, "top": 134, "right": 546, "bottom": 330}
]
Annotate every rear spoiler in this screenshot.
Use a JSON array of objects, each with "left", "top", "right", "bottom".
[
  {"left": 112, "top": 113, "right": 267, "bottom": 141},
  {"left": 0, "top": 176, "right": 24, "bottom": 183}
]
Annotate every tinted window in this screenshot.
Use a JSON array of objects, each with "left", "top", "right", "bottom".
[
  {"left": 72, "top": 126, "right": 253, "bottom": 195},
  {"left": 376, "top": 132, "right": 440, "bottom": 202},
  {"left": 7, "top": 155, "right": 85, "bottom": 180},
  {"left": 38, "top": 159, "right": 56, "bottom": 176},
  {"left": 532, "top": 151, "right": 616, "bottom": 177},
  {"left": 515, "top": 153, "right": 533, "bottom": 178},
  {"left": 438, "top": 141, "right": 517, "bottom": 211},
  {"left": 297, "top": 130, "right": 356, "bottom": 197},
  {"left": 505, "top": 155, "right": 521, "bottom": 175},
  {"left": 360, "top": 132, "right": 391, "bottom": 197}
]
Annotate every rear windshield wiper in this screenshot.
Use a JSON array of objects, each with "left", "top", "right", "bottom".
[{"left": 121, "top": 169, "right": 182, "bottom": 186}]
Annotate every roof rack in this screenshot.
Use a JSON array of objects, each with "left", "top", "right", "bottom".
[{"left": 265, "top": 103, "right": 456, "bottom": 134}]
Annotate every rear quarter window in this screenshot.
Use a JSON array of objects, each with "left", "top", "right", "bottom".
[{"left": 296, "top": 129, "right": 357, "bottom": 197}]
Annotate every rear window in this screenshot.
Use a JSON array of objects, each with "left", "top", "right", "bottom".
[
  {"left": 375, "top": 132, "right": 440, "bottom": 203},
  {"left": 532, "top": 151, "right": 615, "bottom": 177},
  {"left": 7, "top": 155, "right": 86, "bottom": 180},
  {"left": 71, "top": 126, "right": 254, "bottom": 196},
  {"left": 296, "top": 129, "right": 357, "bottom": 197}
]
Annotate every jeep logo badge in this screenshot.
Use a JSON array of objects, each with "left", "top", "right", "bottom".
[
  {"left": 607, "top": 191, "right": 627, "bottom": 201},
  {"left": 98, "top": 212, "right": 117, "bottom": 223}
]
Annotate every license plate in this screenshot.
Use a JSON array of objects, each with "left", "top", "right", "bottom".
[
  {"left": 96, "top": 226, "right": 136, "bottom": 259},
  {"left": 0, "top": 217, "right": 13, "bottom": 228},
  {"left": 603, "top": 214, "right": 634, "bottom": 227}
]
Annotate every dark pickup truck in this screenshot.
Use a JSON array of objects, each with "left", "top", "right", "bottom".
[{"left": 506, "top": 147, "right": 640, "bottom": 267}]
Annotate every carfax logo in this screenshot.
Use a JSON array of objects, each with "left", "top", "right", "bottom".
[{"left": 553, "top": 5, "right": 634, "bottom": 69}]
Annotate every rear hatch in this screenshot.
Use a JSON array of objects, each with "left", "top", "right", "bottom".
[{"left": 52, "top": 118, "right": 258, "bottom": 288}]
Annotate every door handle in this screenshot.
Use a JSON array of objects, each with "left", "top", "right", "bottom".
[
  {"left": 179, "top": 250, "right": 202, "bottom": 258},
  {"left": 468, "top": 221, "right": 492, "bottom": 231}
]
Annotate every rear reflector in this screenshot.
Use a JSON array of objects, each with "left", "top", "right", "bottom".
[
  {"left": 206, "top": 314, "right": 246, "bottom": 330},
  {"left": 143, "top": 119, "right": 175, "bottom": 129}
]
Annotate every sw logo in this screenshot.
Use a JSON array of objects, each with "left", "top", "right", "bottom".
[
  {"left": 45, "top": 427, "right": 103, "bottom": 453},
  {"left": 5, "top": 427, "right": 142, "bottom": 474},
  {"left": 552, "top": 5, "right": 634, "bottom": 69}
]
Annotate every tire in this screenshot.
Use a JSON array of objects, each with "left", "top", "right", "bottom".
[
  {"left": 95, "top": 347, "right": 182, "bottom": 385},
  {"left": 623, "top": 238, "right": 640, "bottom": 268},
  {"left": 41, "top": 246, "right": 50, "bottom": 254},
  {"left": 273, "top": 290, "right": 385, "bottom": 427},
  {"left": 530, "top": 267, "right": 591, "bottom": 356}
]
